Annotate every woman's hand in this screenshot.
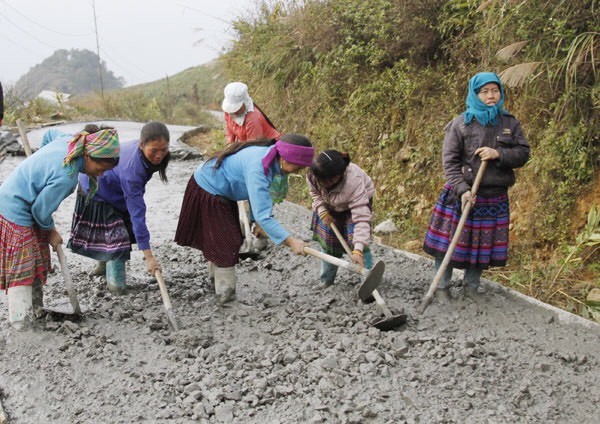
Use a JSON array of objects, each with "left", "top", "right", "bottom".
[
  {"left": 142, "top": 249, "right": 161, "bottom": 276},
  {"left": 319, "top": 210, "right": 333, "bottom": 227},
  {"left": 351, "top": 251, "right": 365, "bottom": 268},
  {"left": 48, "top": 229, "right": 63, "bottom": 250},
  {"left": 285, "top": 236, "right": 307, "bottom": 256},
  {"left": 474, "top": 147, "right": 499, "bottom": 161},
  {"left": 461, "top": 190, "right": 474, "bottom": 212}
]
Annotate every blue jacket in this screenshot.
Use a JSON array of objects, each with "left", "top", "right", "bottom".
[
  {"left": 0, "top": 134, "right": 83, "bottom": 230},
  {"left": 79, "top": 140, "right": 155, "bottom": 251},
  {"left": 195, "top": 145, "right": 290, "bottom": 245}
]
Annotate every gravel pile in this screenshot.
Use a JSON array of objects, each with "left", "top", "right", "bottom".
[{"left": 1, "top": 153, "right": 599, "bottom": 423}]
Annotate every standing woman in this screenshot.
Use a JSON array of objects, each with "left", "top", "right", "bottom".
[
  {"left": 423, "top": 72, "right": 530, "bottom": 301},
  {"left": 175, "top": 134, "right": 315, "bottom": 305},
  {"left": 0, "top": 127, "right": 120, "bottom": 330},
  {"left": 67, "top": 121, "right": 170, "bottom": 294}
]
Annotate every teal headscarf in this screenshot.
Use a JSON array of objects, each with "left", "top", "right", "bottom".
[{"left": 463, "top": 72, "right": 508, "bottom": 127}]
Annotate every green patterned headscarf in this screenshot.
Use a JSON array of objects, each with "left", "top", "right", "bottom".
[{"left": 63, "top": 128, "right": 120, "bottom": 199}]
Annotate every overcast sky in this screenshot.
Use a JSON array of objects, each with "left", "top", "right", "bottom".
[{"left": 0, "top": 0, "right": 258, "bottom": 87}]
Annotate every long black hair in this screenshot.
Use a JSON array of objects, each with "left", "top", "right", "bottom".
[
  {"left": 210, "top": 133, "right": 312, "bottom": 169},
  {"left": 140, "top": 121, "right": 170, "bottom": 183}
]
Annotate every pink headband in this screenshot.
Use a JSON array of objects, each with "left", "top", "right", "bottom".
[{"left": 262, "top": 140, "right": 315, "bottom": 175}]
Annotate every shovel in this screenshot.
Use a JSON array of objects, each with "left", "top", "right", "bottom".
[
  {"left": 238, "top": 201, "right": 259, "bottom": 259},
  {"left": 330, "top": 223, "right": 407, "bottom": 331},
  {"left": 18, "top": 119, "right": 84, "bottom": 316},
  {"left": 42, "top": 245, "right": 84, "bottom": 315},
  {"left": 155, "top": 270, "right": 180, "bottom": 331},
  {"left": 418, "top": 160, "right": 488, "bottom": 314},
  {"left": 302, "top": 246, "right": 384, "bottom": 298}
]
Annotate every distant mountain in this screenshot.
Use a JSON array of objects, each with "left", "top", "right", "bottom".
[{"left": 14, "top": 49, "right": 124, "bottom": 99}]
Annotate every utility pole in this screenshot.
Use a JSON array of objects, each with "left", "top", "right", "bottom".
[{"left": 92, "top": 0, "right": 105, "bottom": 101}]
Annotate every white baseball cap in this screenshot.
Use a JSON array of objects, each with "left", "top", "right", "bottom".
[{"left": 222, "top": 82, "right": 252, "bottom": 114}]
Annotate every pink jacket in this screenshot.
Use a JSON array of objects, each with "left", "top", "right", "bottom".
[{"left": 307, "top": 163, "right": 375, "bottom": 250}]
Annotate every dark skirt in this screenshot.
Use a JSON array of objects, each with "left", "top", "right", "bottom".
[
  {"left": 310, "top": 207, "right": 371, "bottom": 258},
  {"left": 174, "top": 176, "right": 243, "bottom": 267},
  {"left": 0, "top": 214, "right": 50, "bottom": 290},
  {"left": 68, "top": 192, "right": 135, "bottom": 261},
  {"left": 423, "top": 184, "right": 510, "bottom": 269}
]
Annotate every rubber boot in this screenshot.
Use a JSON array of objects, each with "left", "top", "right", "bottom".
[
  {"left": 463, "top": 268, "right": 485, "bottom": 300},
  {"left": 32, "top": 278, "right": 44, "bottom": 318},
  {"left": 214, "top": 266, "right": 236, "bottom": 305},
  {"left": 434, "top": 257, "right": 453, "bottom": 289},
  {"left": 91, "top": 260, "right": 107, "bottom": 276},
  {"left": 106, "top": 259, "right": 127, "bottom": 295},
  {"left": 7, "top": 285, "right": 33, "bottom": 331},
  {"left": 320, "top": 246, "right": 339, "bottom": 288}
]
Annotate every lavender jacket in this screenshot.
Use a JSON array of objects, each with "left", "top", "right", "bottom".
[
  {"left": 307, "top": 163, "right": 375, "bottom": 251},
  {"left": 79, "top": 140, "right": 156, "bottom": 251}
]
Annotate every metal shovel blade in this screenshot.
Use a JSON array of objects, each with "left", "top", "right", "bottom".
[
  {"left": 372, "top": 313, "right": 408, "bottom": 331},
  {"left": 43, "top": 298, "right": 89, "bottom": 316},
  {"left": 358, "top": 261, "right": 385, "bottom": 302}
]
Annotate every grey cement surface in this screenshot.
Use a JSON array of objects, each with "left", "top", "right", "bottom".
[{"left": 1, "top": 123, "right": 599, "bottom": 423}]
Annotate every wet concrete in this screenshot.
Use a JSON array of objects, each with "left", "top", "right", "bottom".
[{"left": 0, "top": 124, "right": 599, "bottom": 423}]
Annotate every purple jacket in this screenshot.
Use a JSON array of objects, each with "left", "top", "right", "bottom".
[
  {"left": 307, "top": 163, "right": 375, "bottom": 250},
  {"left": 79, "top": 140, "right": 156, "bottom": 250}
]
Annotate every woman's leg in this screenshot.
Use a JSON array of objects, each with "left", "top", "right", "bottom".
[
  {"left": 434, "top": 257, "right": 453, "bottom": 289},
  {"left": 106, "top": 259, "right": 127, "bottom": 295}
]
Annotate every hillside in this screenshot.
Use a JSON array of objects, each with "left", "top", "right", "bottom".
[
  {"left": 218, "top": 0, "right": 599, "bottom": 321},
  {"left": 14, "top": 49, "right": 124, "bottom": 99}
]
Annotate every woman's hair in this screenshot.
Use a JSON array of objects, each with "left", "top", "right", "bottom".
[
  {"left": 210, "top": 133, "right": 312, "bottom": 169},
  {"left": 140, "top": 121, "right": 170, "bottom": 183},
  {"left": 85, "top": 124, "right": 120, "bottom": 167},
  {"left": 309, "top": 149, "right": 351, "bottom": 181}
]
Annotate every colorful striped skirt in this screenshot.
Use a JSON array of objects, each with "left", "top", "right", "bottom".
[
  {"left": 423, "top": 184, "right": 510, "bottom": 269},
  {"left": 311, "top": 208, "right": 371, "bottom": 258},
  {"left": 67, "top": 192, "right": 135, "bottom": 261},
  {"left": 174, "top": 176, "right": 243, "bottom": 267},
  {"left": 0, "top": 214, "right": 50, "bottom": 290}
]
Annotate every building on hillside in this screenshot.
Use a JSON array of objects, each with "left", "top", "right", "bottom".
[{"left": 37, "top": 90, "right": 70, "bottom": 105}]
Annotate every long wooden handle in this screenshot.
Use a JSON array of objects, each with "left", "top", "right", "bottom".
[
  {"left": 330, "top": 222, "right": 354, "bottom": 258},
  {"left": 155, "top": 269, "right": 179, "bottom": 330},
  {"left": 419, "top": 161, "right": 489, "bottom": 313},
  {"left": 303, "top": 246, "right": 367, "bottom": 277},
  {"left": 155, "top": 270, "right": 173, "bottom": 311},
  {"left": 238, "top": 201, "right": 252, "bottom": 238},
  {"left": 55, "top": 245, "right": 82, "bottom": 314},
  {"left": 16, "top": 118, "right": 33, "bottom": 157}
]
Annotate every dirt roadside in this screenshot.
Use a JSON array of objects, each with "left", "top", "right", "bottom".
[{"left": 0, "top": 129, "right": 599, "bottom": 423}]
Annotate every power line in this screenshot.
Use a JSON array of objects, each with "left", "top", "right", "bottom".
[
  {"left": 0, "top": 30, "right": 45, "bottom": 58},
  {"left": 0, "top": 0, "right": 94, "bottom": 37},
  {"left": 0, "top": 9, "right": 59, "bottom": 50}
]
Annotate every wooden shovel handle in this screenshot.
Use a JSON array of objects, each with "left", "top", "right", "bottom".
[
  {"left": 16, "top": 119, "right": 33, "bottom": 157},
  {"left": 330, "top": 223, "right": 354, "bottom": 258},
  {"left": 303, "top": 246, "right": 367, "bottom": 277},
  {"left": 55, "top": 245, "right": 82, "bottom": 314},
  {"left": 155, "top": 269, "right": 173, "bottom": 311}
]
